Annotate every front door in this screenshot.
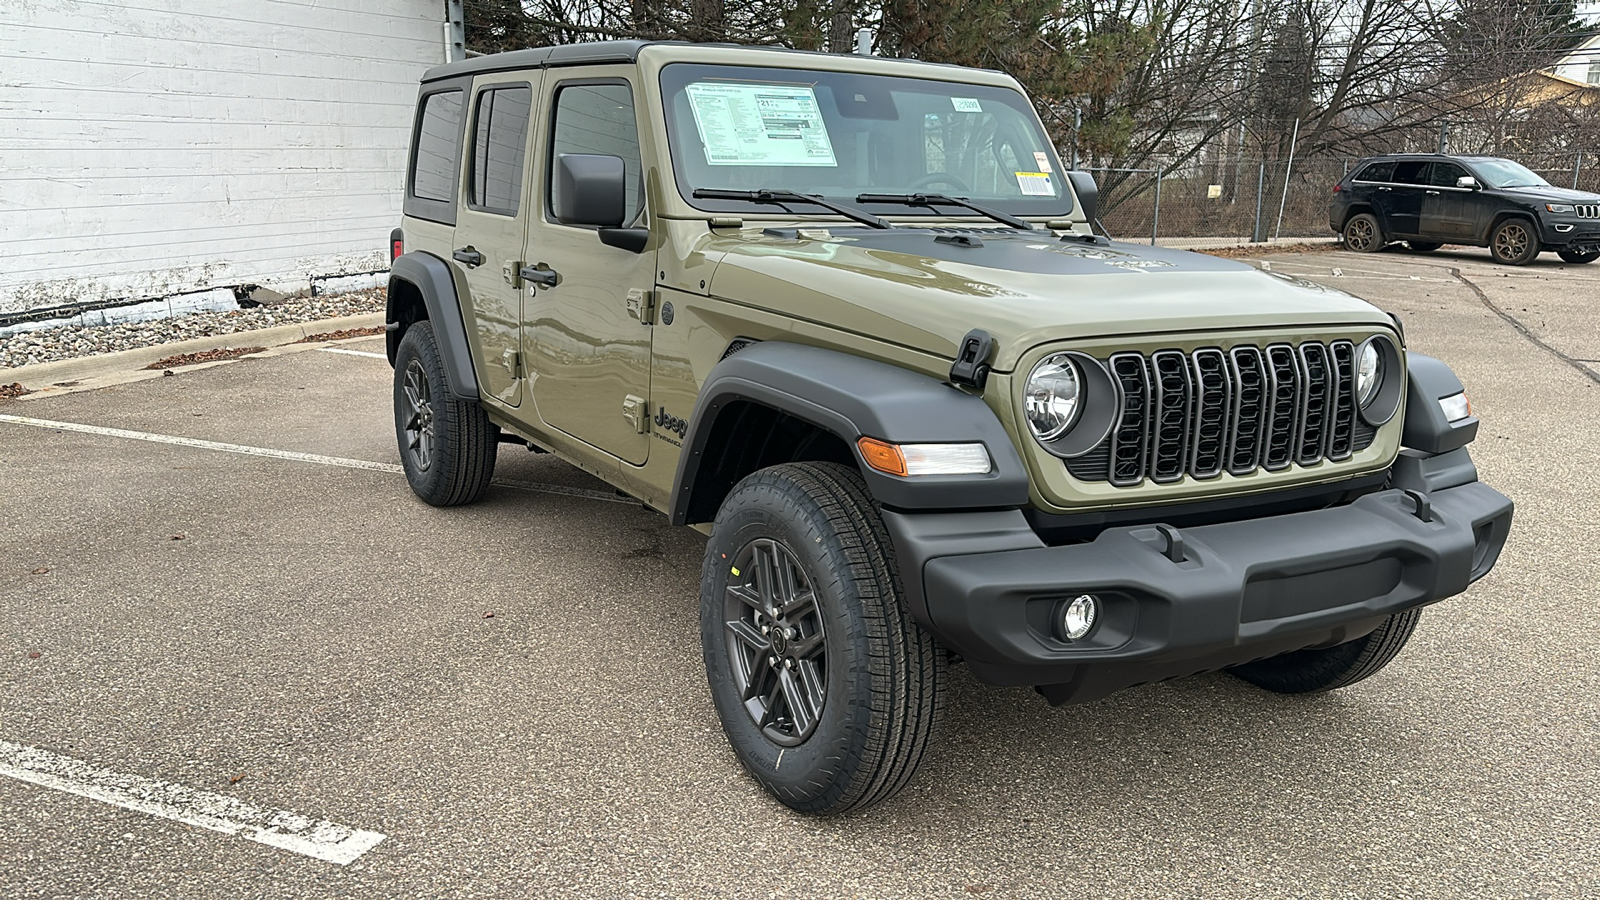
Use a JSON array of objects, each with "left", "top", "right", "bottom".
[
  {"left": 456, "top": 72, "right": 539, "bottom": 408},
  {"left": 523, "top": 71, "right": 655, "bottom": 465},
  {"left": 1420, "top": 161, "right": 1477, "bottom": 241},
  {"left": 1379, "top": 160, "right": 1427, "bottom": 237}
]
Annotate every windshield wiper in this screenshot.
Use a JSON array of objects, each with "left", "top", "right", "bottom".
[
  {"left": 855, "top": 192, "right": 1037, "bottom": 231},
  {"left": 692, "top": 188, "right": 892, "bottom": 229}
]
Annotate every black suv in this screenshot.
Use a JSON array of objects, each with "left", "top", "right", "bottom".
[{"left": 1330, "top": 154, "right": 1600, "bottom": 265}]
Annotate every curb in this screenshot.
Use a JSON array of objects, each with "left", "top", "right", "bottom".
[{"left": 0, "top": 313, "right": 385, "bottom": 399}]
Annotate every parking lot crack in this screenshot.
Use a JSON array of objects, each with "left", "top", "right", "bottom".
[{"left": 1447, "top": 266, "right": 1600, "bottom": 386}]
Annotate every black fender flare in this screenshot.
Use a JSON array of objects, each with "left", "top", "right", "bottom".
[
  {"left": 388, "top": 252, "right": 479, "bottom": 401},
  {"left": 669, "top": 342, "right": 1030, "bottom": 525},
  {"left": 1402, "top": 352, "right": 1478, "bottom": 455}
]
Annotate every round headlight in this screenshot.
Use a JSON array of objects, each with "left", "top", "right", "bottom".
[
  {"left": 1356, "top": 340, "right": 1382, "bottom": 407},
  {"left": 1025, "top": 354, "right": 1081, "bottom": 441}
]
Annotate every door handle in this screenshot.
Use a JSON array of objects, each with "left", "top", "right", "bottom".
[
  {"left": 1426, "top": 190, "right": 1441, "bottom": 196},
  {"left": 519, "top": 264, "right": 559, "bottom": 288},
  {"left": 453, "top": 247, "right": 484, "bottom": 267},
  {"left": 1377, "top": 186, "right": 1392, "bottom": 192}
]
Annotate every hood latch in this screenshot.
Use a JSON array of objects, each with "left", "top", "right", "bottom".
[{"left": 949, "top": 329, "right": 996, "bottom": 391}]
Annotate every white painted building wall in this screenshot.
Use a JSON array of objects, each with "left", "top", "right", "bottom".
[
  {"left": 0, "top": 0, "right": 446, "bottom": 316},
  {"left": 1551, "top": 34, "right": 1600, "bottom": 86}
]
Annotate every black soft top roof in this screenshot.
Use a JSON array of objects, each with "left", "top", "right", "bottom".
[{"left": 420, "top": 39, "right": 997, "bottom": 83}]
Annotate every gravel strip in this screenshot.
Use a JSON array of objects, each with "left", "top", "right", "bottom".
[{"left": 0, "top": 287, "right": 386, "bottom": 369}]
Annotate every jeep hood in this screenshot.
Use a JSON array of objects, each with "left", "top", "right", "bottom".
[{"left": 704, "top": 229, "right": 1391, "bottom": 371}]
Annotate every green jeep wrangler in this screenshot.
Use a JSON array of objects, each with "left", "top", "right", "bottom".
[{"left": 385, "top": 41, "right": 1513, "bottom": 814}]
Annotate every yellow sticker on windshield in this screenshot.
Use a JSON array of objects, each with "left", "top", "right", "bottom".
[{"left": 1015, "top": 172, "right": 1055, "bottom": 196}]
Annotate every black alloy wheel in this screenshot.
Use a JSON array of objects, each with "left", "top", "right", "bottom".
[
  {"left": 400, "top": 359, "right": 435, "bottom": 472},
  {"left": 722, "top": 537, "right": 828, "bottom": 745},
  {"left": 700, "top": 462, "right": 944, "bottom": 815},
  {"left": 1489, "top": 219, "right": 1539, "bottom": 265},
  {"left": 392, "top": 320, "right": 499, "bottom": 507},
  {"left": 1343, "top": 213, "right": 1383, "bottom": 253}
]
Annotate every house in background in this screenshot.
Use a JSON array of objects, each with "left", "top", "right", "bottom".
[
  {"left": 1548, "top": 33, "right": 1600, "bottom": 85},
  {"left": 0, "top": 0, "right": 455, "bottom": 320}
]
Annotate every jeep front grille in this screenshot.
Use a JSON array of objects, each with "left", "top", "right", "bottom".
[
  {"left": 1069, "top": 341, "right": 1374, "bottom": 486},
  {"left": 1575, "top": 204, "right": 1600, "bottom": 219}
]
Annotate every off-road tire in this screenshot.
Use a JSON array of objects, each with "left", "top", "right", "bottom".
[
  {"left": 1342, "top": 213, "right": 1384, "bottom": 253},
  {"left": 1406, "top": 241, "right": 1442, "bottom": 252},
  {"left": 393, "top": 320, "right": 498, "bottom": 506},
  {"left": 1228, "top": 608, "right": 1422, "bottom": 694},
  {"left": 1558, "top": 249, "right": 1599, "bottom": 264},
  {"left": 700, "top": 462, "right": 943, "bottom": 815},
  {"left": 1489, "top": 219, "right": 1540, "bottom": 265}
]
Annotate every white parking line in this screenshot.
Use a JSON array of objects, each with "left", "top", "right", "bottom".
[
  {"left": 0, "top": 414, "right": 633, "bottom": 505},
  {"left": 317, "top": 347, "right": 387, "bottom": 360},
  {"left": 0, "top": 740, "right": 385, "bottom": 865}
]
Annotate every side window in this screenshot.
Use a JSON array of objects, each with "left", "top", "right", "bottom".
[
  {"left": 1429, "top": 162, "right": 1467, "bottom": 187},
  {"left": 1391, "top": 161, "right": 1427, "bottom": 185},
  {"left": 1356, "top": 161, "right": 1395, "bottom": 183},
  {"left": 412, "top": 90, "right": 464, "bottom": 204},
  {"left": 469, "top": 86, "right": 532, "bottom": 215},
  {"left": 550, "top": 82, "right": 642, "bottom": 224}
]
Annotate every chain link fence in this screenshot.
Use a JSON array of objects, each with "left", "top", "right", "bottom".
[{"left": 1086, "top": 151, "right": 1600, "bottom": 245}]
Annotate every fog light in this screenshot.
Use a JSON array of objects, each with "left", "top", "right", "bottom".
[{"left": 1056, "top": 594, "right": 1099, "bottom": 641}]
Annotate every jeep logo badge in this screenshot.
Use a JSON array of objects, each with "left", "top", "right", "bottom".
[{"left": 654, "top": 406, "right": 688, "bottom": 438}]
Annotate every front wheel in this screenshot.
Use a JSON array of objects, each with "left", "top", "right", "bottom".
[
  {"left": 1489, "top": 219, "right": 1540, "bottom": 265},
  {"left": 1342, "top": 213, "right": 1384, "bottom": 253},
  {"left": 1228, "top": 608, "right": 1422, "bottom": 694},
  {"left": 393, "top": 320, "right": 499, "bottom": 506},
  {"left": 1558, "top": 249, "right": 1600, "bottom": 264},
  {"left": 700, "top": 462, "right": 944, "bottom": 815}
]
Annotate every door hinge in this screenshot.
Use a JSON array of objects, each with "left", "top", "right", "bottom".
[
  {"left": 625, "top": 288, "right": 654, "bottom": 324},
  {"left": 501, "top": 348, "right": 521, "bottom": 378},
  {"left": 622, "top": 395, "right": 648, "bottom": 433},
  {"left": 502, "top": 260, "right": 524, "bottom": 288}
]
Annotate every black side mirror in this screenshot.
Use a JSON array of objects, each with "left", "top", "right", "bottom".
[
  {"left": 554, "top": 153, "right": 627, "bottom": 227},
  {"left": 1067, "top": 170, "right": 1099, "bottom": 229}
]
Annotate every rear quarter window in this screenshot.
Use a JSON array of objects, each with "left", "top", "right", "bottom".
[
  {"left": 405, "top": 84, "right": 468, "bottom": 225},
  {"left": 1355, "top": 161, "right": 1395, "bottom": 182}
]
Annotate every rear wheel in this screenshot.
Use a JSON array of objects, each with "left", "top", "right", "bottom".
[
  {"left": 393, "top": 321, "right": 498, "bottom": 506},
  {"left": 1558, "top": 249, "right": 1599, "bottom": 264},
  {"left": 1406, "top": 241, "right": 1442, "bottom": 252},
  {"left": 700, "top": 462, "right": 944, "bottom": 815},
  {"left": 1228, "top": 608, "right": 1422, "bottom": 694},
  {"left": 1342, "top": 213, "right": 1384, "bottom": 253},
  {"left": 1489, "top": 219, "right": 1540, "bottom": 265}
]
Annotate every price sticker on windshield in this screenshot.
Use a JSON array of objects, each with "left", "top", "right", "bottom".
[
  {"left": 1015, "top": 171, "right": 1055, "bottom": 196},
  {"left": 685, "top": 82, "right": 837, "bottom": 167},
  {"left": 951, "top": 97, "right": 983, "bottom": 113}
]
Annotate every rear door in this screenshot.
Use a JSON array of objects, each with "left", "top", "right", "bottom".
[
  {"left": 454, "top": 72, "right": 540, "bottom": 408},
  {"left": 1379, "top": 160, "right": 1427, "bottom": 237},
  {"left": 522, "top": 70, "right": 656, "bottom": 465}
]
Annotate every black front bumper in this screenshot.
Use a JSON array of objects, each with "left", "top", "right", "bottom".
[{"left": 883, "top": 481, "right": 1512, "bottom": 706}]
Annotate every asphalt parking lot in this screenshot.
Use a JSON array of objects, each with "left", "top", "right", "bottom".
[{"left": 2, "top": 244, "right": 1597, "bottom": 899}]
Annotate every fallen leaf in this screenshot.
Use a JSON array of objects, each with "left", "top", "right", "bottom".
[
  {"left": 229, "top": 773, "right": 246, "bottom": 785},
  {"left": 171, "top": 534, "right": 185, "bottom": 541},
  {"left": 27, "top": 651, "right": 41, "bottom": 659},
  {"left": 162, "top": 370, "right": 175, "bottom": 377},
  {"left": 30, "top": 567, "right": 49, "bottom": 575},
  {"left": 482, "top": 612, "right": 495, "bottom": 619}
]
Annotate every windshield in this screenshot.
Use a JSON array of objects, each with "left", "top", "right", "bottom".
[
  {"left": 660, "top": 63, "right": 1072, "bottom": 218},
  {"left": 1471, "top": 158, "right": 1551, "bottom": 189}
]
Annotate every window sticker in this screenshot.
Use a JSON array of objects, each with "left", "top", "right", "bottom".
[
  {"left": 951, "top": 97, "right": 983, "bottom": 113},
  {"left": 1033, "top": 151, "right": 1053, "bottom": 173},
  {"left": 1015, "top": 171, "right": 1055, "bottom": 196},
  {"left": 685, "top": 82, "right": 837, "bottom": 167}
]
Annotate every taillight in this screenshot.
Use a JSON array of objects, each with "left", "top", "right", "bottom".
[
  {"left": 1332, "top": 184, "right": 1343, "bottom": 194},
  {"left": 390, "top": 227, "right": 404, "bottom": 262}
]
